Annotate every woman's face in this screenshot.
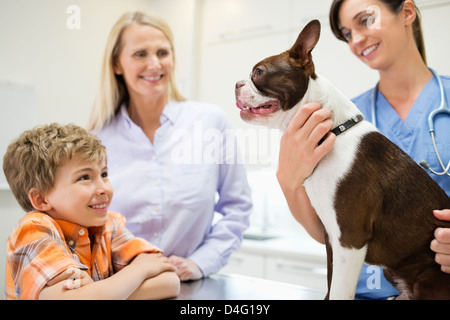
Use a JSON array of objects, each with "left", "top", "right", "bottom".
[
  {"left": 114, "top": 24, "right": 174, "bottom": 102},
  {"left": 338, "top": 0, "right": 413, "bottom": 71}
]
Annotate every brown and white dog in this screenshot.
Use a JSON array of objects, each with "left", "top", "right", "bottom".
[{"left": 235, "top": 20, "right": 450, "bottom": 299}]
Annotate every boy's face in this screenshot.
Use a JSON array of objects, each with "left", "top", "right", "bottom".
[{"left": 44, "top": 156, "right": 113, "bottom": 228}]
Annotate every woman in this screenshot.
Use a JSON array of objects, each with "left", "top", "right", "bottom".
[
  {"left": 87, "top": 12, "right": 252, "bottom": 281},
  {"left": 277, "top": 0, "right": 450, "bottom": 299}
]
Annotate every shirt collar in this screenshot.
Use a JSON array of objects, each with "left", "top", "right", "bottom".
[
  {"left": 162, "top": 100, "right": 181, "bottom": 124},
  {"left": 119, "top": 100, "right": 182, "bottom": 129},
  {"left": 55, "top": 219, "right": 105, "bottom": 249}
]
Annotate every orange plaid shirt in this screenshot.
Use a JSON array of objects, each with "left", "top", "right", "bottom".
[{"left": 5, "top": 211, "right": 161, "bottom": 300}]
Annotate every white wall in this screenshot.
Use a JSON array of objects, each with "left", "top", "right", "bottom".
[
  {"left": 0, "top": 0, "right": 191, "bottom": 296},
  {"left": 1, "top": 0, "right": 450, "bottom": 293}
]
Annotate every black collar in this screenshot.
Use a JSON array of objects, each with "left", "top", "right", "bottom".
[
  {"left": 331, "top": 114, "right": 364, "bottom": 136},
  {"left": 319, "top": 114, "right": 364, "bottom": 145}
]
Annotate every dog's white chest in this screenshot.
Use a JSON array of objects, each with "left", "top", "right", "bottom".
[
  {"left": 303, "top": 123, "right": 373, "bottom": 241},
  {"left": 303, "top": 123, "right": 375, "bottom": 299}
]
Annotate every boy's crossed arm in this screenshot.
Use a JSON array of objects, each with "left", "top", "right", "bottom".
[{"left": 38, "top": 252, "right": 180, "bottom": 300}]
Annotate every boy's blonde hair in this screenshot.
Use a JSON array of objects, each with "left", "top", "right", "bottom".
[
  {"left": 3, "top": 123, "right": 107, "bottom": 212},
  {"left": 86, "top": 11, "right": 185, "bottom": 132}
]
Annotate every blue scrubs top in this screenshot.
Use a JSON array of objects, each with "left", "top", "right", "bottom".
[{"left": 352, "top": 74, "right": 450, "bottom": 299}]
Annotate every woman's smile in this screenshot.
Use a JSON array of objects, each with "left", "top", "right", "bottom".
[
  {"left": 140, "top": 74, "right": 164, "bottom": 82},
  {"left": 361, "top": 42, "right": 380, "bottom": 58}
]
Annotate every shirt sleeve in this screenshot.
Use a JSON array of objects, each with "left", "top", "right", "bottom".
[
  {"left": 188, "top": 116, "right": 252, "bottom": 276},
  {"left": 109, "top": 212, "right": 162, "bottom": 273},
  {"left": 5, "top": 220, "right": 86, "bottom": 300}
]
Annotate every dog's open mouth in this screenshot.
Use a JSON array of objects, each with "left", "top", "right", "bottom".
[{"left": 236, "top": 100, "right": 280, "bottom": 115}]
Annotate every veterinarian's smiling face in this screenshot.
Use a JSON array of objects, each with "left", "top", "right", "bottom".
[
  {"left": 338, "top": 0, "right": 416, "bottom": 71},
  {"left": 114, "top": 24, "right": 174, "bottom": 102}
]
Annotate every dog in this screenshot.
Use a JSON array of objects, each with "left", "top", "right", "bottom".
[{"left": 235, "top": 20, "right": 450, "bottom": 299}]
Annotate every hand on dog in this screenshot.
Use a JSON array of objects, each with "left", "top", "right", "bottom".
[
  {"left": 431, "top": 209, "right": 450, "bottom": 274},
  {"left": 277, "top": 102, "right": 336, "bottom": 190}
]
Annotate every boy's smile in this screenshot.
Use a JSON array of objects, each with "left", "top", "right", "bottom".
[{"left": 44, "top": 156, "right": 113, "bottom": 228}]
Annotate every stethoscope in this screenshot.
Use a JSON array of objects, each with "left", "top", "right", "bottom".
[{"left": 371, "top": 68, "right": 450, "bottom": 176}]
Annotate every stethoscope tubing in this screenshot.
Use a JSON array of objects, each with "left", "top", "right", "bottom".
[{"left": 371, "top": 68, "right": 450, "bottom": 176}]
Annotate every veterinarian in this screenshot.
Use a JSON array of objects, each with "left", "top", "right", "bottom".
[
  {"left": 277, "top": 0, "right": 450, "bottom": 299},
  {"left": 87, "top": 11, "right": 252, "bottom": 281}
]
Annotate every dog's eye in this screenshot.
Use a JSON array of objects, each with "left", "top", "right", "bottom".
[{"left": 253, "top": 68, "right": 264, "bottom": 78}]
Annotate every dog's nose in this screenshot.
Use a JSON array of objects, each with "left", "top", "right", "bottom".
[{"left": 235, "top": 81, "right": 246, "bottom": 89}]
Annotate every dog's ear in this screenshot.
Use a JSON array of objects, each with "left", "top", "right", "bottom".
[{"left": 289, "top": 19, "right": 321, "bottom": 63}]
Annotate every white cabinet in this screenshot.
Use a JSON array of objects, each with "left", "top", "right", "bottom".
[
  {"left": 291, "top": 0, "right": 333, "bottom": 30},
  {"left": 202, "top": 0, "right": 290, "bottom": 44},
  {"left": 221, "top": 237, "right": 328, "bottom": 291},
  {"left": 266, "top": 256, "right": 327, "bottom": 291},
  {"left": 221, "top": 251, "right": 265, "bottom": 278}
]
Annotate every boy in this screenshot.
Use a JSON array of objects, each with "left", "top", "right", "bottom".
[{"left": 3, "top": 123, "right": 180, "bottom": 299}]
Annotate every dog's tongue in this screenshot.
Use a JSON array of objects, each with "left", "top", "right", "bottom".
[
  {"left": 236, "top": 101, "right": 247, "bottom": 110},
  {"left": 250, "top": 106, "right": 274, "bottom": 114},
  {"left": 236, "top": 100, "right": 280, "bottom": 115}
]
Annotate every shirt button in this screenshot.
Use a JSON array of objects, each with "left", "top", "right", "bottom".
[
  {"left": 68, "top": 240, "right": 74, "bottom": 246},
  {"left": 153, "top": 232, "right": 159, "bottom": 238},
  {"left": 78, "top": 229, "right": 85, "bottom": 236},
  {"left": 155, "top": 206, "right": 160, "bottom": 212}
]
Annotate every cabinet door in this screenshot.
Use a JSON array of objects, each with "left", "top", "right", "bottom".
[
  {"left": 221, "top": 251, "right": 265, "bottom": 278},
  {"left": 266, "top": 256, "right": 327, "bottom": 291},
  {"left": 202, "top": 0, "right": 290, "bottom": 44},
  {"left": 291, "top": 0, "right": 333, "bottom": 30}
]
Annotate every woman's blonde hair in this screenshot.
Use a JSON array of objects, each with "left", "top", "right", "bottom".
[
  {"left": 3, "top": 123, "right": 106, "bottom": 212},
  {"left": 87, "top": 11, "right": 185, "bottom": 132}
]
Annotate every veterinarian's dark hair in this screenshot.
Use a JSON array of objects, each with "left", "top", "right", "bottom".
[{"left": 329, "top": 0, "right": 426, "bottom": 64}]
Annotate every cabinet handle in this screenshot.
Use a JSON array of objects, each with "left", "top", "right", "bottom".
[
  {"left": 230, "top": 257, "right": 244, "bottom": 264},
  {"left": 276, "top": 263, "right": 327, "bottom": 275},
  {"left": 219, "top": 25, "right": 272, "bottom": 40}
]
